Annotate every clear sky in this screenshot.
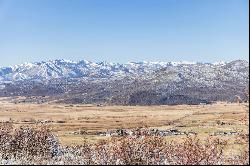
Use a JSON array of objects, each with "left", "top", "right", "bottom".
[{"left": 0, "top": 0, "right": 249, "bottom": 66}]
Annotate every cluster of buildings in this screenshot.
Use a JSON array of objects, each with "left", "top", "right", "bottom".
[{"left": 98, "top": 128, "right": 197, "bottom": 137}]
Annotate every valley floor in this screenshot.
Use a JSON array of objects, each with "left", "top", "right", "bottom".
[{"left": 0, "top": 97, "right": 248, "bottom": 157}]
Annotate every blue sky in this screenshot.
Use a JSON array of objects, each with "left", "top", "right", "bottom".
[{"left": 0, "top": 0, "right": 249, "bottom": 66}]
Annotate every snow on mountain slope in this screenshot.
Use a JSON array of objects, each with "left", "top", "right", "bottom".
[{"left": 0, "top": 59, "right": 248, "bottom": 83}]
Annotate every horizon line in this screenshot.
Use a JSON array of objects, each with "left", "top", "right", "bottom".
[{"left": 0, "top": 58, "right": 249, "bottom": 68}]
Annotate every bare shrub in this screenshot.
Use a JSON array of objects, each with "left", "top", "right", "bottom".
[
  {"left": 162, "top": 136, "right": 226, "bottom": 165},
  {"left": 77, "top": 136, "right": 226, "bottom": 165},
  {"left": 0, "top": 123, "right": 249, "bottom": 165},
  {"left": 0, "top": 123, "right": 60, "bottom": 162}
]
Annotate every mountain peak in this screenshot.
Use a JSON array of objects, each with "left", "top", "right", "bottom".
[{"left": 54, "top": 59, "right": 77, "bottom": 63}]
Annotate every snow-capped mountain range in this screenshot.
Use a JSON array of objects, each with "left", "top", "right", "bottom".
[
  {"left": 0, "top": 59, "right": 246, "bottom": 83},
  {"left": 0, "top": 59, "right": 248, "bottom": 105}
]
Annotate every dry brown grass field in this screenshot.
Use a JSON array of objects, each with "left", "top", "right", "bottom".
[{"left": 0, "top": 97, "right": 248, "bottom": 157}]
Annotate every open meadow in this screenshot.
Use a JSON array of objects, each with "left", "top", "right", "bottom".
[{"left": 0, "top": 97, "right": 248, "bottom": 138}]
